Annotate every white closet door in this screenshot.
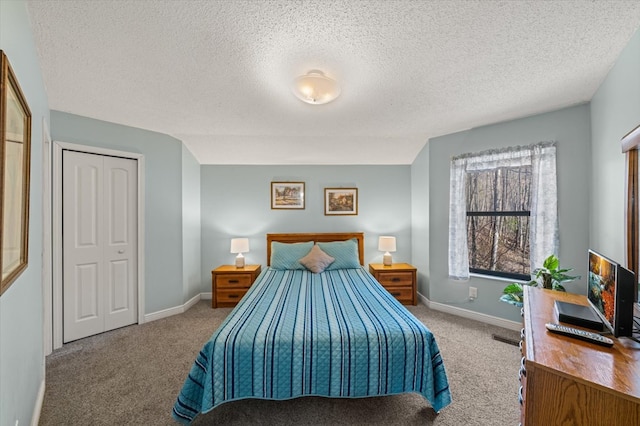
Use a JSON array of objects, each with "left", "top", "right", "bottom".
[
  {"left": 103, "top": 156, "right": 138, "bottom": 331},
  {"left": 62, "top": 151, "right": 137, "bottom": 343}
]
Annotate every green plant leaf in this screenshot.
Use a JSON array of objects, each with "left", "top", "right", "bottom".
[
  {"left": 501, "top": 293, "right": 522, "bottom": 303},
  {"left": 543, "top": 254, "right": 559, "bottom": 271},
  {"left": 553, "top": 273, "right": 580, "bottom": 283},
  {"left": 502, "top": 283, "right": 523, "bottom": 294},
  {"left": 552, "top": 283, "right": 567, "bottom": 292}
]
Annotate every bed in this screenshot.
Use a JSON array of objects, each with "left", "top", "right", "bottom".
[{"left": 172, "top": 232, "right": 451, "bottom": 424}]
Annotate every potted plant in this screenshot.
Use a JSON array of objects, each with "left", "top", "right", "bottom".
[{"left": 500, "top": 254, "right": 580, "bottom": 306}]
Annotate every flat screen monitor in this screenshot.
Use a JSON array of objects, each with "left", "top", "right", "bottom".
[{"left": 587, "top": 250, "right": 635, "bottom": 337}]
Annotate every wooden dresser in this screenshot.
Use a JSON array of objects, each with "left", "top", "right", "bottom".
[
  {"left": 211, "top": 264, "right": 261, "bottom": 308},
  {"left": 519, "top": 286, "right": 640, "bottom": 425},
  {"left": 368, "top": 263, "right": 417, "bottom": 305}
]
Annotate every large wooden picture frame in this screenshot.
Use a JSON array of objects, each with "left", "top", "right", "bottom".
[{"left": 0, "top": 50, "right": 31, "bottom": 295}]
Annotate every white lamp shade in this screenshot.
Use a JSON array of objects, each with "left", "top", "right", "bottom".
[
  {"left": 378, "top": 236, "right": 396, "bottom": 253},
  {"left": 293, "top": 70, "right": 341, "bottom": 105},
  {"left": 230, "top": 238, "right": 250, "bottom": 254}
]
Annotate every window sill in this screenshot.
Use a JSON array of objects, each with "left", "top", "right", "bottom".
[{"left": 469, "top": 272, "right": 530, "bottom": 284}]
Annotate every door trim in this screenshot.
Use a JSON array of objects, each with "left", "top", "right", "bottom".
[
  {"left": 42, "top": 119, "right": 52, "bottom": 356},
  {"left": 52, "top": 141, "right": 145, "bottom": 350}
]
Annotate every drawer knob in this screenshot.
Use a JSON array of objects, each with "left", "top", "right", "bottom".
[
  {"left": 229, "top": 294, "right": 239, "bottom": 299},
  {"left": 228, "top": 279, "right": 239, "bottom": 284},
  {"left": 391, "top": 277, "right": 401, "bottom": 282},
  {"left": 391, "top": 292, "right": 401, "bottom": 296}
]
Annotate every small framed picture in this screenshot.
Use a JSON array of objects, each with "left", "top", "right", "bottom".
[
  {"left": 271, "top": 182, "right": 305, "bottom": 209},
  {"left": 324, "top": 188, "right": 358, "bottom": 215}
]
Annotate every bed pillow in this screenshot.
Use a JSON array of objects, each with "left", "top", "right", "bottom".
[
  {"left": 298, "top": 244, "right": 335, "bottom": 273},
  {"left": 316, "top": 239, "right": 361, "bottom": 270},
  {"left": 270, "top": 241, "right": 314, "bottom": 270}
]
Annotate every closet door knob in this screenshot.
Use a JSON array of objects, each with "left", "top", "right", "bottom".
[{"left": 118, "top": 250, "right": 125, "bottom": 254}]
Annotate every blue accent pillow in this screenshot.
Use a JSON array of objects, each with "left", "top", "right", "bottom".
[
  {"left": 270, "top": 241, "right": 313, "bottom": 270},
  {"left": 316, "top": 239, "right": 361, "bottom": 270}
]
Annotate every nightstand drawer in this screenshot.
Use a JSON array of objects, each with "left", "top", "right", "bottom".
[
  {"left": 376, "top": 271, "right": 413, "bottom": 287},
  {"left": 383, "top": 286, "right": 414, "bottom": 304},
  {"left": 216, "top": 273, "right": 253, "bottom": 288},
  {"left": 216, "top": 288, "right": 249, "bottom": 304}
]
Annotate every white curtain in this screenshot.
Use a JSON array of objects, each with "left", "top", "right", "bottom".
[{"left": 448, "top": 142, "right": 558, "bottom": 280}]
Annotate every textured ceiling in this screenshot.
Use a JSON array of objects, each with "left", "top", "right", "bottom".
[{"left": 26, "top": 0, "right": 640, "bottom": 165}]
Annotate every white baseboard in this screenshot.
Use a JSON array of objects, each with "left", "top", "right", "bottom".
[
  {"left": 31, "top": 377, "right": 45, "bottom": 426},
  {"left": 200, "top": 292, "right": 212, "bottom": 300},
  {"left": 183, "top": 293, "right": 202, "bottom": 310},
  {"left": 144, "top": 293, "right": 202, "bottom": 323},
  {"left": 417, "top": 292, "right": 521, "bottom": 331}
]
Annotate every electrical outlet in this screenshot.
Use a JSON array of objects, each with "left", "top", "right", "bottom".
[{"left": 469, "top": 286, "right": 478, "bottom": 300}]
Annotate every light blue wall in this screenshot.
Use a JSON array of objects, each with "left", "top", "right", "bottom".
[
  {"left": 590, "top": 29, "right": 640, "bottom": 262},
  {"left": 200, "top": 165, "right": 411, "bottom": 289},
  {"left": 0, "top": 1, "right": 49, "bottom": 425},
  {"left": 422, "top": 104, "right": 591, "bottom": 322},
  {"left": 51, "top": 111, "right": 185, "bottom": 312},
  {"left": 182, "top": 145, "right": 202, "bottom": 301}
]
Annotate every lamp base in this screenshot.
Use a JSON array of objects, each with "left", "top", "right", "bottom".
[
  {"left": 383, "top": 253, "right": 393, "bottom": 266},
  {"left": 235, "top": 255, "right": 245, "bottom": 268}
]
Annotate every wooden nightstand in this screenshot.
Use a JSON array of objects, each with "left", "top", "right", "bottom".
[
  {"left": 368, "top": 263, "right": 417, "bottom": 305},
  {"left": 211, "top": 264, "right": 261, "bottom": 308}
]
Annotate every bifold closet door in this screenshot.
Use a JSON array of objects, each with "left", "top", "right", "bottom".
[{"left": 62, "top": 150, "right": 138, "bottom": 343}]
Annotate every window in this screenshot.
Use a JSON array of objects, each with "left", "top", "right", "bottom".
[
  {"left": 466, "top": 166, "right": 531, "bottom": 280},
  {"left": 448, "top": 142, "right": 558, "bottom": 281}
]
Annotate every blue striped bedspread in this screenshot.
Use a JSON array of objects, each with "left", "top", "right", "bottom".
[{"left": 173, "top": 267, "right": 451, "bottom": 423}]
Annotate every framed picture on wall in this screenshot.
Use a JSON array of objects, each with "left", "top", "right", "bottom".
[
  {"left": 0, "top": 50, "right": 32, "bottom": 296},
  {"left": 271, "top": 182, "right": 305, "bottom": 209},
  {"left": 324, "top": 188, "right": 358, "bottom": 215}
]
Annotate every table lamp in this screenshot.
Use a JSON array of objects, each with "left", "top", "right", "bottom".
[
  {"left": 230, "top": 238, "right": 249, "bottom": 268},
  {"left": 378, "top": 236, "right": 396, "bottom": 266}
]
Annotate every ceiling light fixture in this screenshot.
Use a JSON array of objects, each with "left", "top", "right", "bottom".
[{"left": 293, "top": 70, "right": 340, "bottom": 105}]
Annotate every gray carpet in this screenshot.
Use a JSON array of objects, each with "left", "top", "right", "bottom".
[{"left": 40, "top": 301, "right": 521, "bottom": 425}]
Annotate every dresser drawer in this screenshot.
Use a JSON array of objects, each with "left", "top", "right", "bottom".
[
  {"left": 376, "top": 271, "right": 414, "bottom": 287},
  {"left": 216, "top": 273, "right": 253, "bottom": 288},
  {"left": 382, "top": 286, "right": 414, "bottom": 304},
  {"left": 216, "top": 288, "right": 249, "bottom": 305}
]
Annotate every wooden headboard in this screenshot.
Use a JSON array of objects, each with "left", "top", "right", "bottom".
[{"left": 266, "top": 232, "right": 365, "bottom": 266}]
